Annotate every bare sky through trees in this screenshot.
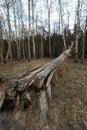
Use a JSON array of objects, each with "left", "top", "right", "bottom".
[
  {"left": 22, "top": 0, "right": 76, "bottom": 31},
  {"left": 0, "top": 0, "right": 87, "bottom": 33},
  {"left": 19, "top": 0, "right": 86, "bottom": 30}
]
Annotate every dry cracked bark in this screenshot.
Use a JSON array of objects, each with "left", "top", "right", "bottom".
[{"left": 0, "top": 44, "right": 74, "bottom": 127}]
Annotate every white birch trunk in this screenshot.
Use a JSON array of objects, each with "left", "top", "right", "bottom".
[
  {"left": 0, "top": 19, "right": 4, "bottom": 63},
  {"left": 32, "top": 0, "right": 36, "bottom": 59},
  {"left": 13, "top": 0, "right": 20, "bottom": 60},
  {"left": 75, "top": 0, "right": 81, "bottom": 61},
  {"left": 28, "top": 0, "right": 31, "bottom": 59},
  {"left": 40, "top": 0, "right": 44, "bottom": 57},
  {"left": 47, "top": 0, "right": 51, "bottom": 57},
  {"left": 20, "top": 0, "right": 25, "bottom": 60},
  {"left": 82, "top": 16, "right": 87, "bottom": 63},
  {"left": 5, "top": 0, "right": 13, "bottom": 61},
  {"left": 59, "top": 0, "right": 67, "bottom": 50}
]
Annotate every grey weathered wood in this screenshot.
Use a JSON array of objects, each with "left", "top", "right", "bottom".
[
  {"left": 39, "top": 90, "right": 48, "bottom": 126},
  {"left": 0, "top": 92, "right": 5, "bottom": 108},
  {"left": 46, "top": 69, "right": 56, "bottom": 99},
  {"left": 0, "top": 44, "right": 73, "bottom": 111}
]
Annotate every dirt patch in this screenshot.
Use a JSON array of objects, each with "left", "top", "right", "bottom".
[{"left": 0, "top": 59, "right": 87, "bottom": 130}]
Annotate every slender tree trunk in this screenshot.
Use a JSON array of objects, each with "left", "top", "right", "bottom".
[
  {"left": 0, "top": 19, "right": 4, "bottom": 63},
  {"left": 68, "top": 12, "right": 70, "bottom": 29},
  {"left": 20, "top": 0, "right": 25, "bottom": 60},
  {"left": 5, "top": 2, "right": 13, "bottom": 61},
  {"left": 28, "top": 0, "right": 31, "bottom": 59},
  {"left": 32, "top": 0, "right": 36, "bottom": 59},
  {"left": 0, "top": 44, "right": 4, "bottom": 64},
  {"left": 40, "top": 0, "right": 43, "bottom": 57},
  {"left": 48, "top": 8, "right": 51, "bottom": 57},
  {"left": 17, "top": 2, "right": 21, "bottom": 60},
  {"left": 82, "top": 16, "right": 87, "bottom": 63},
  {"left": 18, "top": 21, "right": 21, "bottom": 60},
  {"left": 59, "top": 0, "right": 67, "bottom": 50},
  {"left": 59, "top": 13, "right": 60, "bottom": 35},
  {"left": 22, "top": 23, "right": 25, "bottom": 60},
  {"left": 75, "top": 0, "right": 80, "bottom": 61},
  {"left": 36, "top": 13, "right": 38, "bottom": 34},
  {"left": 13, "top": 1, "right": 20, "bottom": 60},
  {"left": 47, "top": 0, "right": 51, "bottom": 57}
]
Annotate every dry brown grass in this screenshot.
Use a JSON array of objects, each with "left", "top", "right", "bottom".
[
  {"left": 0, "top": 58, "right": 52, "bottom": 77},
  {"left": 50, "top": 60, "right": 87, "bottom": 129},
  {"left": 0, "top": 59, "right": 87, "bottom": 130}
]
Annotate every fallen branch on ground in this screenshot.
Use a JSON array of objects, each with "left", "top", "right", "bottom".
[{"left": 0, "top": 43, "right": 74, "bottom": 126}]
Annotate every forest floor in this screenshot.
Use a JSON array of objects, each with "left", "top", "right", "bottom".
[{"left": 0, "top": 59, "right": 87, "bottom": 130}]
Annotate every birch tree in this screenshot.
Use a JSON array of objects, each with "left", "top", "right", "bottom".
[
  {"left": 82, "top": 16, "right": 87, "bottom": 63},
  {"left": 59, "top": 13, "right": 61, "bottom": 35},
  {"left": 27, "top": 0, "right": 31, "bottom": 59},
  {"left": 0, "top": 15, "right": 4, "bottom": 63},
  {"left": 58, "top": 0, "right": 67, "bottom": 50},
  {"left": 16, "top": 1, "right": 21, "bottom": 60},
  {"left": 3, "top": 0, "right": 14, "bottom": 61},
  {"left": 19, "top": 0, "right": 26, "bottom": 60},
  {"left": 40, "top": 0, "right": 44, "bottom": 57},
  {"left": 75, "top": 0, "right": 81, "bottom": 61},
  {"left": 31, "top": 0, "right": 36, "bottom": 59},
  {"left": 47, "top": 0, "right": 51, "bottom": 57},
  {"left": 13, "top": 0, "right": 20, "bottom": 60}
]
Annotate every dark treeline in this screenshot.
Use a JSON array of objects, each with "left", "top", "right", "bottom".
[{"left": 1, "top": 28, "right": 87, "bottom": 62}]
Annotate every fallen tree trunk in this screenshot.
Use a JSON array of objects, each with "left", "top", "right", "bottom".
[{"left": 0, "top": 44, "right": 74, "bottom": 126}]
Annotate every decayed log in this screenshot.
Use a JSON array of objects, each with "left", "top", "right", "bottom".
[{"left": 0, "top": 44, "right": 73, "bottom": 113}]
